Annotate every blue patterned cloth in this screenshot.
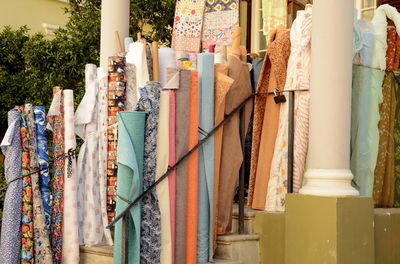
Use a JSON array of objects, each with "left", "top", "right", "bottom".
[
  {"left": 0, "top": 109, "right": 23, "bottom": 264},
  {"left": 136, "top": 81, "right": 162, "bottom": 264},
  {"left": 34, "top": 106, "right": 51, "bottom": 230}
]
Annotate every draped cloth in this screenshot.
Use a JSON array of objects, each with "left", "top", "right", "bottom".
[
  {"left": 248, "top": 29, "right": 291, "bottom": 210},
  {"left": 0, "top": 109, "right": 22, "bottom": 264},
  {"left": 137, "top": 82, "right": 162, "bottom": 264},
  {"left": 168, "top": 90, "right": 176, "bottom": 264},
  {"left": 351, "top": 65, "right": 385, "bottom": 197},
  {"left": 394, "top": 75, "right": 400, "bottom": 207},
  {"left": 62, "top": 90, "right": 79, "bottom": 263},
  {"left": 76, "top": 64, "right": 111, "bottom": 246},
  {"left": 197, "top": 53, "right": 215, "bottom": 263},
  {"left": 47, "top": 87, "right": 64, "bottom": 262},
  {"left": 218, "top": 55, "right": 252, "bottom": 233},
  {"left": 262, "top": 0, "right": 287, "bottom": 39},
  {"left": 34, "top": 106, "right": 51, "bottom": 230},
  {"left": 186, "top": 70, "right": 199, "bottom": 264},
  {"left": 373, "top": 72, "right": 397, "bottom": 207},
  {"left": 213, "top": 64, "right": 233, "bottom": 248},
  {"left": 114, "top": 111, "right": 146, "bottom": 264},
  {"left": 107, "top": 56, "right": 127, "bottom": 222},
  {"left": 156, "top": 91, "right": 172, "bottom": 264},
  {"left": 19, "top": 106, "right": 35, "bottom": 264},
  {"left": 97, "top": 68, "right": 113, "bottom": 245},
  {"left": 385, "top": 26, "right": 400, "bottom": 72},
  {"left": 201, "top": 0, "right": 239, "bottom": 50},
  {"left": 25, "top": 104, "right": 53, "bottom": 263},
  {"left": 172, "top": 0, "right": 206, "bottom": 53},
  {"left": 174, "top": 70, "right": 191, "bottom": 264},
  {"left": 266, "top": 7, "right": 312, "bottom": 211}
]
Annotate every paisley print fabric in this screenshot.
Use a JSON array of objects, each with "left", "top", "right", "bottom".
[
  {"left": 136, "top": 81, "right": 162, "bottom": 264},
  {"left": 25, "top": 104, "right": 53, "bottom": 263},
  {"left": 47, "top": 87, "right": 64, "bottom": 263},
  {"left": 0, "top": 109, "right": 22, "bottom": 264},
  {"left": 34, "top": 106, "right": 51, "bottom": 230},
  {"left": 107, "top": 56, "right": 127, "bottom": 222}
]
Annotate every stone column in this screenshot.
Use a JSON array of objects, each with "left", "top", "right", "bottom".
[
  {"left": 99, "top": 0, "right": 130, "bottom": 69},
  {"left": 299, "top": 0, "right": 359, "bottom": 196}
]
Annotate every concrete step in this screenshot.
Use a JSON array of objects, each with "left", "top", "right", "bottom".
[
  {"left": 80, "top": 245, "right": 113, "bottom": 264},
  {"left": 231, "top": 204, "right": 258, "bottom": 234},
  {"left": 215, "top": 234, "right": 260, "bottom": 264}
]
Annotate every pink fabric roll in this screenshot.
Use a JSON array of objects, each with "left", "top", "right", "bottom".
[{"left": 168, "top": 90, "right": 176, "bottom": 264}]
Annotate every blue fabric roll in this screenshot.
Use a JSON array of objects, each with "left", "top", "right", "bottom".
[
  {"left": 197, "top": 53, "right": 215, "bottom": 263},
  {"left": 114, "top": 111, "right": 146, "bottom": 264}
]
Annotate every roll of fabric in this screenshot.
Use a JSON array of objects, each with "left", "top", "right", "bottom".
[
  {"left": 137, "top": 82, "right": 162, "bottom": 264},
  {"left": 97, "top": 67, "right": 114, "bottom": 245},
  {"left": 62, "top": 89, "right": 80, "bottom": 263},
  {"left": 186, "top": 70, "right": 199, "bottom": 264},
  {"left": 159, "top": 48, "right": 177, "bottom": 87},
  {"left": 213, "top": 65, "right": 233, "bottom": 248},
  {"left": 262, "top": 0, "right": 287, "bottom": 39},
  {"left": 126, "top": 63, "right": 138, "bottom": 110},
  {"left": 34, "top": 106, "right": 51, "bottom": 230},
  {"left": 172, "top": 0, "right": 206, "bottom": 53},
  {"left": 19, "top": 106, "right": 35, "bottom": 264},
  {"left": 126, "top": 42, "right": 150, "bottom": 93},
  {"left": 168, "top": 90, "right": 176, "bottom": 264},
  {"left": 248, "top": 29, "right": 290, "bottom": 209},
  {"left": 156, "top": 91, "right": 172, "bottom": 263},
  {"left": 202, "top": 0, "right": 239, "bottom": 50},
  {"left": 218, "top": 54, "right": 252, "bottom": 233},
  {"left": 47, "top": 87, "right": 64, "bottom": 262},
  {"left": 125, "top": 37, "right": 134, "bottom": 53},
  {"left": 197, "top": 53, "right": 215, "bottom": 263},
  {"left": 76, "top": 64, "right": 105, "bottom": 246},
  {"left": 107, "top": 56, "right": 127, "bottom": 222},
  {"left": 175, "top": 70, "right": 191, "bottom": 264},
  {"left": 0, "top": 109, "right": 22, "bottom": 264},
  {"left": 25, "top": 104, "right": 53, "bottom": 263},
  {"left": 114, "top": 111, "right": 146, "bottom": 264}
]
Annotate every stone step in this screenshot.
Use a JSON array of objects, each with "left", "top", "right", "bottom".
[
  {"left": 80, "top": 245, "right": 113, "bottom": 264},
  {"left": 215, "top": 234, "right": 260, "bottom": 264},
  {"left": 231, "top": 204, "right": 258, "bottom": 234}
]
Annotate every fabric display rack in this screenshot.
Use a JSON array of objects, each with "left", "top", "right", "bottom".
[{"left": 3, "top": 1, "right": 400, "bottom": 264}]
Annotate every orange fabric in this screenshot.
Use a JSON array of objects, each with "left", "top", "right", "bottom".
[
  {"left": 185, "top": 70, "right": 199, "bottom": 264},
  {"left": 386, "top": 26, "right": 398, "bottom": 71},
  {"left": 248, "top": 29, "right": 291, "bottom": 209},
  {"left": 213, "top": 64, "right": 233, "bottom": 248}
]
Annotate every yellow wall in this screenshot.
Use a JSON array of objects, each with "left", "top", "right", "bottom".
[{"left": 0, "top": 0, "right": 69, "bottom": 35}]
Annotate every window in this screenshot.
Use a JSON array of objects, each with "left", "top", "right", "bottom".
[
  {"left": 355, "top": 0, "right": 377, "bottom": 20},
  {"left": 250, "top": 0, "right": 266, "bottom": 56}
]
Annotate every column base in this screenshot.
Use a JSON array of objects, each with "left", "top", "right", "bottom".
[{"left": 299, "top": 169, "right": 359, "bottom": 196}]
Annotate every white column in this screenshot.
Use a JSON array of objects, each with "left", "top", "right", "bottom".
[
  {"left": 100, "top": 0, "right": 130, "bottom": 69},
  {"left": 299, "top": 0, "right": 359, "bottom": 196}
]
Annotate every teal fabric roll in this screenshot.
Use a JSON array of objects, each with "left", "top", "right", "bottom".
[
  {"left": 114, "top": 111, "right": 146, "bottom": 264},
  {"left": 197, "top": 53, "right": 215, "bottom": 263}
]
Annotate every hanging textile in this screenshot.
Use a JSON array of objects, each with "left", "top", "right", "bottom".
[
  {"left": 197, "top": 53, "right": 215, "bottom": 263},
  {"left": 201, "top": 0, "right": 239, "bottom": 50},
  {"left": 62, "top": 90, "right": 79, "bottom": 263},
  {"left": 19, "top": 106, "right": 35, "bottom": 264},
  {"left": 107, "top": 56, "right": 127, "bottom": 222},
  {"left": 47, "top": 87, "right": 64, "bottom": 262},
  {"left": 351, "top": 65, "right": 385, "bottom": 197},
  {"left": 266, "top": 7, "right": 312, "bottom": 211},
  {"left": 386, "top": 26, "right": 400, "bottom": 72},
  {"left": 76, "top": 64, "right": 107, "bottom": 246},
  {"left": 137, "top": 81, "right": 162, "bottom": 264},
  {"left": 218, "top": 54, "right": 252, "bottom": 233},
  {"left": 172, "top": 0, "right": 206, "bottom": 53},
  {"left": 262, "top": 0, "right": 287, "bottom": 40},
  {"left": 394, "top": 74, "right": 400, "bottom": 207},
  {"left": 373, "top": 72, "right": 397, "bottom": 207},
  {"left": 97, "top": 67, "right": 113, "bottom": 245},
  {"left": 248, "top": 29, "right": 291, "bottom": 210},
  {"left": 34, "top": 106, "right": 51, "bottom": 230},
  {"left": 168, "top": 90, "right": 176, "bottom": 264},
  {"left": 126, "top": 63, "right": 138, "bottom": 110},
  {"left": 126, "top": 42, "right": 150, "bottom": 96},
  {"left": 0, "top": 109, "right": 22, "bottom": 264},
  {"left": 213, "top": 64, "right": 233, "bottom": 248},
  {"left": 25, "top": 104, "right": 53, "bottom": 263},
  {"left": 114, "top": 111, "right": 146, "bottom": 264},
  {"left": 174, "top": 70, "right": 191, "bottom": 264},
  {"left": 159, "top": 48, "right": 177, "bottom": 87},
  {"left": 186, "top": 70, "right": 199, "bottom": 264},
  {"left": 251, "top": 58, "right": 264, "bottom": 88}
]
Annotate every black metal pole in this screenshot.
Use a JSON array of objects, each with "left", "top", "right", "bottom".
[
  {"left": 238, "top": 107, "right": 245, "bottom": 234},
  {"left": 287, "top": 91, "right": 294, "bottom": 193},
  {"left": 121, "top": 214, "right": 129, "bottom": 264}
]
